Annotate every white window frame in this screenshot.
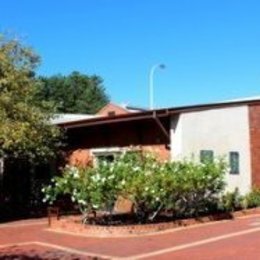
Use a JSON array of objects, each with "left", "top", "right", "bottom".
[{"left": 90, "top": 146, "right": 142, "bottom": 166}]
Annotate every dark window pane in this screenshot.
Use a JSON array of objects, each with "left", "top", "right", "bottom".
[
  {"left": 200, "top": 150, "right": 214, "bottom": 163},
  {"left": 97, "top": 154, "right": 115, "bottom": 163},
  {"left": 108, "top": 111, "right": 116, "bottom": 117},
  {"left": 230, "top": 152, "right": 239, "bottom": 174}
]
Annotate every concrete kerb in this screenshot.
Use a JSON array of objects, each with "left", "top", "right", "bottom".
[{"left": 46, "top": 208, "right": 260, "bottom": 238}]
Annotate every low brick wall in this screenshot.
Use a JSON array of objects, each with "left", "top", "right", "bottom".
[{"left": 49, "top": 207, "right": 260, "bottom": 237}]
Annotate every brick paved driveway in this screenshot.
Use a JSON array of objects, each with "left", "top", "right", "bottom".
[{"left": 0, "top": 214, "right": 260, "bottom": 259}]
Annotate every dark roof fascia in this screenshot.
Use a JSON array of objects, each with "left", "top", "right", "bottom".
[
  {"left": 125, "top": 105, "right": 148, "bottom": 112},
  {"left": 58, "top": 99, "right": 260, "bottom": 129},
  {"left": 59, "top": 110, "right": 169, "bottom": 129},
  {"left": 167, "top": 99, "right": 260, "bottom": 115}
]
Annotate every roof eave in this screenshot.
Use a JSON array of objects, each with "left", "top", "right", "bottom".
[{"left": 58, "top": 99, "right": 260, "bottom": 129}]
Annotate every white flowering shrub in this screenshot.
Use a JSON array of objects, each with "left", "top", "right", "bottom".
[
  {"left": 162, "top": 159, "right": 227, "bottom": 217},
  {"left": 42, "top": 161, "right": 125, "bottom": 215},
  {"left": 42, "top": 152, "right": 227, "bottom": 224},
  {"left": 41, "top": 165, "right": 88, "bottom": 208},
  {"left": 117, "top": 154, "right": 227, "bottom": 221}
]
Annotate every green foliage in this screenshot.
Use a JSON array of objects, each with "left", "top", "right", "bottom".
[
  {"left": 0, "top": 35, "right": 61, "bottom": 161},
  {"left": 166, "top": 159, "right": 226, "bottom": 217},
  {"left": 117, "top": 153, "right": 167, "bottom": 221},
  {"left": 244, "top": 188, "right": 260, "bottom": 208},
  {"left": 218, "top": 187, "right": 260, "bottom": 212},
  {"left": 43, "top": 153, "right": 227, "bottom": 223},
  {"left": 219, "top": 188, "right": 243, "bottom": 212},
  {"left": 42, "top": 162, "right": 122, "bottom": 214},
  {"left": 36, "top": 71, "right": 109, "bottom": 114}
]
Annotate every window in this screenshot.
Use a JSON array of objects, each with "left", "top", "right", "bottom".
[
  {"left": 229, "top": 152, "right": 239, "bottom": 174},
  {"left": 91, "top": 147, "right": 123, "bottom": 166},
  {"left": 96, "top": 154, "right": 115, "bottom": 164},
  {"left": 200, "top": 150, "right": 214, "bottom": 163},
  {"left": 91, "top": 147, "right": 142, "bottom": 166},
  {"left": 108, "top": 111, "right": 116, "bottom": 116}
]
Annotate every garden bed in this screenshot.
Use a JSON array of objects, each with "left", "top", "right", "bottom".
[{"left": 49, "top": 207, "right": 260, "bottom": 237}]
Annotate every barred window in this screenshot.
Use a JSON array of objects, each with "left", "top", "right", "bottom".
[
  {"left": 200, "top": 150, "right": 214, "bottom": 163},
  {"left": 229, "top": 152, "right": 239, "bottom": 174}
]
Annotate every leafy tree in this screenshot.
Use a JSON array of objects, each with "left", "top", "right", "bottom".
[
  {"left": 0, "top": 35, "right": 61, "bottom": 161},
  {"left": 36, "top": 71, "right": 109, "bottom": 114}
]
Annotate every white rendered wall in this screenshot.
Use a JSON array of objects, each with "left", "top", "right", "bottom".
[{"left": 170, "top": 106, "right": 252, "bottom": 195}]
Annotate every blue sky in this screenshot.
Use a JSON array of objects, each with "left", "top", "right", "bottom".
[{"left": 1, "top": 0, "right": 260, "bottom": 108}]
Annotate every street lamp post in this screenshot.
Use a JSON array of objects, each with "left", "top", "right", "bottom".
[{"left": 149, "top": 63, "right": 165, "bottom": 109}]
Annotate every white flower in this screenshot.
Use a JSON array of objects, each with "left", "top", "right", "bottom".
[
  {"left": 102, "top": 161, "right": 108, "bottom": 166},
  {"left": 133, "top": 166, "right": 140, "bottom": 172},
  {"left": 121, "top": 179, "right": 126, "bottom": 185},
  {"left": 71, "top": 196, "right": 75, "bottom": 202},
  {"left": 78, "top": 200, "right": 86, "bottom": 205},
  {"left": 73, "top": 172, "right": 79, "bottom": 178},
  {"left": 93, "top": 204, "right": 99, "bottom": 209},
  {"left": 156, "top": 197, "right": 160, "bottom": 201},
  {"left": 144, "top": 187, "right": 149, "bottom": 191},
  {"left": 68, "top": 166, "right": 79, "bottom": 178},
  {"left": 117, "top": 161, "right": 122, "bottom": 166},
  {"left": 41, "top": 187, "right": 45, "bottom": 192},
  {"left": 145, "top": 171, "right": 152, "bottom": 176},
  {"left": 160, "top": 166, "right": 165, "bottom": 171},
  {"left": 110, "top": 165, "right": 114, "bottom": 172},
  {"left": 91, "top": 174, "right": 101, "bottom": 182},
  {"left": 108, "top": 175, "right": 115, "bottom": 180},
  {"left": 119, "top": 153, "right": 125, "bottom": 159}
]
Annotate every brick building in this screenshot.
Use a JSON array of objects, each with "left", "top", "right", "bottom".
[{"left": 55, "top": 98, "right": 260, "bottom": 195}]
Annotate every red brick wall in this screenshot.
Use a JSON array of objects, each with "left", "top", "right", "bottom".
[
  {"left": 65, "top": 113, "right": 170, "bottom": 167},
  {"left": 67, "top": 145, "right": 170, "bottom": 167},
  {"left": 142, "top": 145, "right": 170, "bottom": 161},
  {"left": 68, "top": 149, "right": 93, "bottom": 167},
  {"left": 97, "top": 103, "right": 129, "bottom": 116},
  {"left": 249, "top": 104, "right": 260, "bottom": 187}
]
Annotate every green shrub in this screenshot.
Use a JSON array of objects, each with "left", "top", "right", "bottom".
[
  {"left": 244, "top": 188, "right": 260, "bottom": 208},
  {"left": 42, "top": 162, "right": 123, "bottom": 215},
  {"left": 42, "top": 152, "right": 227, "bottom": 223},
  {"left": 165, "top": 159, "right": 226, "bottom": 217},
  {"left": 219, "top": 188, "right": 243, "bottom": 212}
]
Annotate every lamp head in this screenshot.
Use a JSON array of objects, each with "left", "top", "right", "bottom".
[{"left": 159, "top": 64, "right": 166, "bottom": 69}]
